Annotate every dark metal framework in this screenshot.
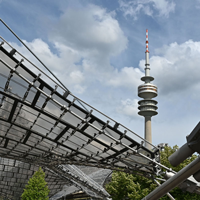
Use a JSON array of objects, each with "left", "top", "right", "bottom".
[{"left": 0, "top": 36, "right": 164, "bottom": 199}]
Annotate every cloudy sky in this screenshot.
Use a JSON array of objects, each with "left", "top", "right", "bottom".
[{"left": 1, "top": 0, "right": 200, "bottom": 147}]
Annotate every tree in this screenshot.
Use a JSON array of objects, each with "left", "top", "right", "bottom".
[
  {"left": 106, "top": 145, "right": 200, "bottom": 200},
  {"left": 21, "top": 167, "right": 49, "bottom": 200}
]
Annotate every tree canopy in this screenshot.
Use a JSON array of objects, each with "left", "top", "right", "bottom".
[
  {"left": 21, "top": 167, "right": 49, "bottom": 200},
  {"left": 106, "top": 145, "right": 200, "bottom": 200}
]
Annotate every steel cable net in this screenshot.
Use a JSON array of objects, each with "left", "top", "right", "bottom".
[
  {"left": 0, "top": 36, "right": 162, "bottom": 199},
  {"left": 50, "top": 167, "right": 112, "bottom": 200}
]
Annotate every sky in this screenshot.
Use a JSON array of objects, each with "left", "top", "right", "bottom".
[{"left": 0, "top": 0, "right": 200, "bottom": 148}]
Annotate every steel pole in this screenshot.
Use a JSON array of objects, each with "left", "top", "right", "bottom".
[
  {"left": 154, "top": 180, "right": 175, "bottom": 200},
  {"left": 142, "top": 156, "right": 200, "bottom": 200}
]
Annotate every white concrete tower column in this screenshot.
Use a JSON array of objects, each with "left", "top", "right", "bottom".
[{"left": 145, "top": 116, "right": 152, "bottom": 149}]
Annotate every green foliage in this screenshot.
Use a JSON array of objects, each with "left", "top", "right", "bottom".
[
  {"left": 160, "top": 145, "right": 197, "bottom": 172},
  {"left": 106, "top": 172, "right": 156, "bottom": 200},
  {"left": 106, "top": 145, "right": 200, "bottom": 200},
  {"left": 21, "top": 167, "right": 49, "bottom": 200}
]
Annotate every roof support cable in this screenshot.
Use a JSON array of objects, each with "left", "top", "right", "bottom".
[
  {"left": 0, "top": 18, "right": 69, "bottom": 94},
  {"left": 0, "top": 18, "right": 91, "bottom": 113}
]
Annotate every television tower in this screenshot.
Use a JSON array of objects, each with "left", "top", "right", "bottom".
[{"left": 138, "top": 29, "right": 158, "bottom": 149}]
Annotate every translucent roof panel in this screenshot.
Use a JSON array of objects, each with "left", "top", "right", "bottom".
[
  {"left": 0, "top": 36, "right": 161, "bottom": 199},
  {"left": 0, "top": 41, "right": 160, "bottom": 174}
]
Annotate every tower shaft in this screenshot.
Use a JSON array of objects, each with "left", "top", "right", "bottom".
[{"left": 145, "top": 116, "right": 152, "bottom": 149}]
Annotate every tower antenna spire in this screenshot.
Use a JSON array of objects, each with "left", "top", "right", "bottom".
[
  {"left": 146, "top": 29, "right": 149, "bottom": 53},
  {"left": 138, "top": 29, "right": 158, "bottom": 149}
]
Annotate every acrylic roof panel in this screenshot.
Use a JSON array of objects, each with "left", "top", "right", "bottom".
[
  {"left": 0, "top": 37, "right": 162, "bottom": 199},
  {"left": 0, "top": 37, "right": 159, "bottom": 174}
]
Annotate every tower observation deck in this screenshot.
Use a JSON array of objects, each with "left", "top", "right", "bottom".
[{"left": 138, "top": 29, "right": 158, "bottom": 149}]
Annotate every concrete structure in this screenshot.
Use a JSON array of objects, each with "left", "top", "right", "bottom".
[{"left": 138, "top": 30, "right": 158, "bottom": 149}]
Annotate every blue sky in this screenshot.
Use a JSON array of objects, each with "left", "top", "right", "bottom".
[{"left": 1, "top": 0, "right": 200, "bottom": 147}]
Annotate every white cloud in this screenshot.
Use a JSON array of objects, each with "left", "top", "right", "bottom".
[
  {"left": 117, "top": 98, "right": 139, "bottom": 119},
  {"left": 107, "top": 67, "right": 143, "bottom": 88},
  {"left": 50, "top": 4, "right": 128, "bottom": 71},
  {"left": 8, "top": 4, "right": 129, "bottom": 95},
  {"left": 73, "top": 85, "right": 86, "bottom": 94},
  {"left": 69, "top": 70, "right": 86, "bottom": 94},
  {"left": 69, "top": 70, "right": 84, "bottom": 84},
  {"left": 139, "top": 40, "right": 200, "bottom": 96},
  {"left": 119, "top": 0, "right": 175, "bottom": 20},
  {"left": 152, "top": 0, "right": 175, "bottom": 16},
  {"left": 196, "top": 0, "right": 200, "bottom": 9},
  {"left": 10, "top": 39, "right": 86, "bottom": 94}
]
